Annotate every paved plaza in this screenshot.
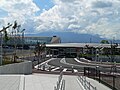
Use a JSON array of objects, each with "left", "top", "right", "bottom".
[{"left": 0, "top": 73, "right": 111, "bottom": 90}]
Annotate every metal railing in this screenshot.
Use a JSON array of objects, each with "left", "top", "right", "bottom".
[
  {"left": 78, "top": 75, "right": 97, "bottom": 90},
  {"left": 54, "top": 72, "right": 65, "bottom": 90}
]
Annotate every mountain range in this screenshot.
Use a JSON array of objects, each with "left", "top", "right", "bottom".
[{"left": 26, "top": 31, "right": 120, "bottom": 43}]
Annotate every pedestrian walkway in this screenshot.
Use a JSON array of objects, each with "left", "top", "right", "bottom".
[
  {"left": 86, "top": 77, "right": 112, "bottom": 90},
  {"left": 24, "top": 74, "right": 84, "bottom": 90},
  {"left": 24, "top": 74, "right": 57, "bottom": 90},
  {"left": 0, "top": 74, "right": 112, "bottom": 90},
  {"left": 64, "top": 75, "right": 83, "bottom": 90},
  {"left": 0, "top": 75, "right": 21, "bottom": 90}
]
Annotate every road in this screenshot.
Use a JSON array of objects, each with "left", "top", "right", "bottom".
[{"left": 46, "top": 58, "right": 120, "bottom": 74}]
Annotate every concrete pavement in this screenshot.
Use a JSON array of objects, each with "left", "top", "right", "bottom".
[
  {"left": 0, "top": 75, "right": 20, "bottom": 90},
  {"left": 24, "top": 74, "right": 84, "bottom": 90},
  {"left": 63, "top": 75, "right": 83, "bottom": 90},
  {"left": 86, "top": 77, "right": 112, "bottom": 90},
  {"left": 0, "top": 74, "right": 112, "bottom": 90}
]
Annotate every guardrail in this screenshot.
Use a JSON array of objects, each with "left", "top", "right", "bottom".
[
  {"left": 78, "top": 75, "right": 97, "bottom": 90},
  {"left": 54, "top": 72, "right": 65, "bottom": 90}
]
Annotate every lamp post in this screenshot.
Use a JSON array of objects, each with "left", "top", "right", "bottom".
[
  {"left": 113, "top": 62, "right": 116, "bottom": 90},
  {"left": 21, "top": 29, "right": 25, "bottom": 59},
  {"left": 96, "top": 48, "right": 99, "bottom": 62},
  {"left": 43, "top": 43, "right": 46, "bottom": 61},
  {"left": 0, "top": 32, "right": 3, "bottom": 65}
]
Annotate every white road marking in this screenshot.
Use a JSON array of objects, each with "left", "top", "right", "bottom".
[
  {"left": 51, "top": 67, "right": 60, "bottom": 71},
  {"left": 34, "top": 58, "right": 56, "bottom": 69},
  {"left": 63, "top": 68, "right": 67, "bottom": 72},
  {"left": 74, "top": 69, "right": 78, "bottom": 72}
]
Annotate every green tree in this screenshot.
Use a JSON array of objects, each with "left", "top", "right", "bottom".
[
  {"left": 34, "top": 42, "right": 46, "bottom": 67},
  {"left": 0, "top": 23, "right": 12, "bottom": 65},
  {"left": 3, "top": 29, "right": 10, "bottom": 43},
  {"left": 100, "top": 40, "right": 109, "bottom": 44}
]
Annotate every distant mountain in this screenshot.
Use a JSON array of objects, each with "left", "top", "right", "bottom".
[{"left": 25, "top": 31, "right": 120, "bottom": 43}]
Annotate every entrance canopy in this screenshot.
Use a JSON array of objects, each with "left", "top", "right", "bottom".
[{"left": 46, "top": 43, "right": 114, "bottom": 48}]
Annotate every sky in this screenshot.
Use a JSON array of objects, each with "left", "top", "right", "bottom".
[{"left": 0, "top": 0, "right": 120, "bottom": 41}]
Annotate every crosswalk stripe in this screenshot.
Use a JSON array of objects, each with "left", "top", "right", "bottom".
[
  {"left": 74, "top": 69, "right": 78, "bottom": 72},
  {"left": 63, "top": 68, "right": 67, "bottom": 72},
  {"left": 51, "top": 67, "right": 60, "bottom": 71}
]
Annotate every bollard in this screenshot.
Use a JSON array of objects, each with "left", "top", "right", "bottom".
[
  {"left": 37, "top": 65, "right": 39, "bottom": 70},
  {"left": 84, "top": 67, "right": 86, "bottom": 76},
  {"left": 99, "top": 70, "right": 100, "bottom": 83},
  {"left": 49, "top": 67, "right": 51, "bottom": 72},
  {"left": 88, "top": 68, "right": 90, "bottom": 77},
  {"left": 60, "top": 66, "right": 63, "bottom": 72},
  {"left": 54, "top": 86, "right": 57, "bottom": 90},
  {"left": 72, "top": 66, "right": 74, "bottom": 73},
  {"left": 94, "top": 87, "right": 97, "bottom": 90},
  {"left": 43, "top": 65, "right": 45, "bottom": 71}
]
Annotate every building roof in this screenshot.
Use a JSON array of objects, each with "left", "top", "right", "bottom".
[{"left": 46, "top": 43, "right": 120, "bottom": 48}]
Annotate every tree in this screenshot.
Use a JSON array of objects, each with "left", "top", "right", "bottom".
[
  {"left": 34, "top": 42, "right": 46, "bottom": 68},
  {"left": 1, "top": 23, "right": 12, "bottom": 43},
  {"left": 12, "top": 21, "right": 22, "bottom": 63},
  {"left": 3, "top": 29, "right": 10, "bottom": 43},
  {"left": 102, "top": 42, "right": 118, "bottom": 73},
  {"left": 12, "top": 20, "right": 17, "bottom": 29},
  {"left": 100, "top": 40, "right": 109, "bottom": 44},
  {"left": 0, "top": 23, "right": 12, "bottom": 65}
]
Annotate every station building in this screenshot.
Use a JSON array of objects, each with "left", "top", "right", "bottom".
[
  {"left": 46, "top": 43, "right": 120, "bottom": 59},
  {"left": 3, "top": 36, "right": 61, "bottom": 48}
]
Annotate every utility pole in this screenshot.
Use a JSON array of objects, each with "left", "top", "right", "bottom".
[
  {"left": 110, "top": 40, "right": 118, "bottom": 73},
  {"left": 0, "top": 32, "right": 3, "bottom": 65}
]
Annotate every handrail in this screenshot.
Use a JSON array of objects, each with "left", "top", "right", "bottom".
[
  {"left": 78, "top": 75, "right": 97, "bottom": 90},
  {"left": 54, "top": 72, "right": 65, "bottom": 90}
]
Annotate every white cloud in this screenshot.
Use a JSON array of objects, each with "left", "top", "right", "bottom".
[
  {"left": 34, "top": 0, "right": 120, "bottom": 40},
  {"left": 0, "top": 0, "right": 40, "bottom": 31},
  {"left": 1, "top": 0, "right": 120, "bottom": 40}
]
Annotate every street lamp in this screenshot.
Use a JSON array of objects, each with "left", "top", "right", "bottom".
[
  {"left": 21, "top": 29, "right": 25, "bottom": 59},
  {"left": 96, "top": 48, "right": 99, "bottom": 62},
  {"left": 0, "top": 32, "right": 3, "bottom": 65}
]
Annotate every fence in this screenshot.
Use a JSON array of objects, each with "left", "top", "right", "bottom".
[
  {"left": 54, "top": 72, "right": 65, "bottom": 90},
  {"left": 84, "top": 67, "right": 119, "bottom": 90},
  {"left": 99, "top": 74, "right": 119, "bottom": 90},
  {"left": 78, "top": 75, "right": 97, "bottom": 90}
]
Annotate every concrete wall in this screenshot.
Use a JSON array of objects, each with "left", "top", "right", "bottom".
[{"left": 0, "top": 61, "right": 32, "bottom": 74}]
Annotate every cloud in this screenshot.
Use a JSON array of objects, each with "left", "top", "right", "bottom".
[
  {"left": 0, "top": 0, "right": 40, "bottom": 30},
  {"left": 35, "top": 0, "right": 120, "bottom": 40},
  {"left": 0, "top": 0, "right": 120, "bottom": 40}
]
